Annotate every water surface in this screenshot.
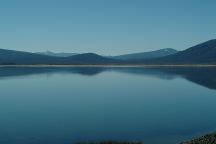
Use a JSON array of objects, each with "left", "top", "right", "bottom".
[{"left": 0, "top": 67, "right": 216, "bottom": 144}]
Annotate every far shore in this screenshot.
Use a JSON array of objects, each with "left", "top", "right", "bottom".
[{"left": 0, "top": 64, "right": 216, "bottom": 68}]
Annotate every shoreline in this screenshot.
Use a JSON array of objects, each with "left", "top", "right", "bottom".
[
  {"left": 180, "top": 132, "right": 216, "bottom": 144},
  {"left": 0, "top": 64, "right": 216, "bottom": 68},
  {"left": 75, "top": 132, "right": 216, "bottom": 144}
]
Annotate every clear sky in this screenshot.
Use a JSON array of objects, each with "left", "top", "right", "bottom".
[{"left": 0, "top": 0, "right": 215, "bottom": 55}]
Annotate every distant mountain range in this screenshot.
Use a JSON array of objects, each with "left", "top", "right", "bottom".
[
  {"left": 0, "top": 49, "right": 120, "bottom": 65},
  {"left": 0, "top": 39, "right": 215, "bottom": 65},
  {"left": 135, "top": 39, "right": 216, "bottom": 64},
  {"left": 112, "top": 48, "right": 178, "bottom": 60}
]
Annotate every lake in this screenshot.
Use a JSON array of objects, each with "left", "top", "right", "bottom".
[{"left": 0, "top": 67, "right": 216, "bottom": 144}]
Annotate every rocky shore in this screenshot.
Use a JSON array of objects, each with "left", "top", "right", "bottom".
[
  {"left": 180, "top": 132, "right": 216, "bottom": 144},
  {"left": 77, "top": 141, "right": 143, "bottom": 144},
  {"left": 76, "top": 132, "right": 216, "bottom": 144}
]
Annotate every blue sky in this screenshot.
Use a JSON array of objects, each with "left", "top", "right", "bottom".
[{"left": 0, "top": 0, "right": 215, "bottom": 55}]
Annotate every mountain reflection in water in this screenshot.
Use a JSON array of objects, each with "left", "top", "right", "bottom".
[{"left": 0, "top": 67, "right": 215, "bottom": 90}]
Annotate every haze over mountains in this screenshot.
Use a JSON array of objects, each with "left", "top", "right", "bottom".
[
  {"left": 0, "top": 39, "right": 216, "bottom": 65},
  {"left": 112, "top": 48, "right": 178, "bottom": 60},
  {"left": 37, "top": 51, "right": 78, "bottom": 57}
]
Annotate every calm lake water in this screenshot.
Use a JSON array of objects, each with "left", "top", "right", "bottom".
[{"left": 0, "top": 67, "right": 216, "bottom": 144}]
